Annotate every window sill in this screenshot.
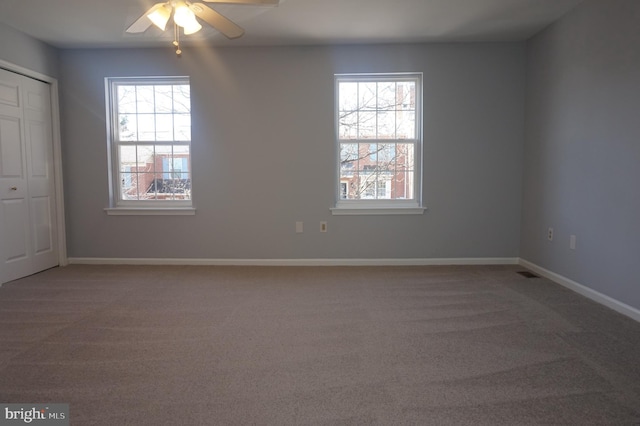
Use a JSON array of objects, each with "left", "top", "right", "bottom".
[
  {"left": 104, "top": 207, "right": 196, "bottom": 216},
  {"left": 330, "top": 206, "right": 426, "bottom": 216}
]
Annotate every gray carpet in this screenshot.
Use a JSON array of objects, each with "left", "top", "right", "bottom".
[{"left": 0, "top": 265, "right": 639, "bottom": 425}]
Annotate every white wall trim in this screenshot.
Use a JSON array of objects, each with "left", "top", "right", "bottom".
[
  {"left": 519, "top": 259, "right": 640, "bottom": 323},
  {"left": 104, "top": 207, "right": 196, "bottom": 216},
  {"left": 0, "top": 59, "right": 68, "bottom": 267},
  {"left": 68, "top": 257, "right": 519, "bottom": 267},
  {"left": 330, "top": 207, "right": 426, "bottom": 216}
]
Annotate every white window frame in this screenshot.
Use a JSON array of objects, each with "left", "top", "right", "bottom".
[
  {"left": 104, "top": 76, "right": 195, "bottom": 216},
  {"left": 332, "top": 73, "right": 425, "bottom": 215}
]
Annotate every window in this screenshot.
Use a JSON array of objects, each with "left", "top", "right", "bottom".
[
  {"left": 333, "top": 73, "right": 424, "bottom": 215},
  {"left": 106, "top": 77, "right": 193, "bottom": 214}
]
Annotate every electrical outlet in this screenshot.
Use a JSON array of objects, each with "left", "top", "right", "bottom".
[
  {"left": 320, "top": 221, "right": 327, "bottom": 233},
  {"left": 547, "top": 227, "right": 554, "bottom": 241},
  {"left": 295, "top": 221, "right": 303, "bottom": 233}
]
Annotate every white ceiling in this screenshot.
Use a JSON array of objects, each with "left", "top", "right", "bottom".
[{"left": 0, "top": 0, "right": 585, "bottom": 49}]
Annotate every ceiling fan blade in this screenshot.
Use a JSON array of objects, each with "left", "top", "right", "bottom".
[
  {"left": 202, "top": 0, "right": 279, "bottom": 5},
  {"left": 189, "top": 3, "right": 245, "bottom": 39},
  {"left": 126, "top": 3, "right": 166, "bottom": 33}
]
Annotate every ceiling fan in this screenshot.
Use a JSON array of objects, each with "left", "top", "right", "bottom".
[{"left": 126, "top": 0, "right": 279, "bottom": 55}]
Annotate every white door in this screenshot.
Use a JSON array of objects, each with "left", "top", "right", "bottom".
[{"left": 0, "top": 68, "right": 58, "bottom": 283}]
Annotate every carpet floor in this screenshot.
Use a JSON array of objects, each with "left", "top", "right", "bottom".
[{"left": 0, "top": 264, "right": 639, "bottom": 425}]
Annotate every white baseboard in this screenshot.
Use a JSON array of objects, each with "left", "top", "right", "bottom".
[
  {"left": 67, "top": 257, "right": 519, "bottom": 267},
  {"left": 519, "top": 259, "right": 640, "bottom": 323}
]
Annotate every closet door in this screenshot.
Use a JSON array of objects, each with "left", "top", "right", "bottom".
[
  {"left": 0, "top": 68, "right": 57, "bottom": 283},
  {"left": 22, "top": 73, "right": 58, "bottom": 275}
]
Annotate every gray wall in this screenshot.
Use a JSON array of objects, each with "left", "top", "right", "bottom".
[
  {"left": 0, "top": 22, "right": 58, "bottom": 78},
  {"left": 521, "top": 0, "right": 640, "bottom": 310},
  {"left": 59, "top": 43, "right": 525, "bottom": 260}
]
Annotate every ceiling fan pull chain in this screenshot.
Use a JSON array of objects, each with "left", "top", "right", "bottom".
[{"left": 173, "top": 22, "right": 182, "bottom": 57}]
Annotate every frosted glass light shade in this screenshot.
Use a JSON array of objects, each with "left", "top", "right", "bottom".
[
  {"left": 173, "top": 2, "right": 196, "bottom": 28},
  {"left": 183, "top": 21, "right": 202, "bottom": 35},
  {"left": 147, "top": 4, "right": 171, "bottom": 31}
]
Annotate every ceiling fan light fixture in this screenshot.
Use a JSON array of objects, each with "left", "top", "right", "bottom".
[
  {"left": 147, "top": 4, "right": 171, "bottom": 31},
  {"left": 173, "top": 2, "right": 197, "bottom": 28},
  {"left": 127, "top": 0, "right": 267, "bottom": 56},
  {"left": 183, "top": 20, "right": 202, "bottom": 35}
]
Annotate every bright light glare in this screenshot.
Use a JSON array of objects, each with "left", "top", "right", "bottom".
[{"left": 173, "top": 2, "right": 196, "bottom": 27}]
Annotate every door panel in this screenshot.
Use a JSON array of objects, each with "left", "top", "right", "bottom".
[
  {"left": 26, "top": 90, "right": 44, "bottom": 110},
  {"left": 0, "top": 80, "right": 20, "bottom": 107},
  {"left": 32, "top": 196, "right": 53, "bottom": 254},
  {"left": 2, "top": 199, "right": 28, "bottom": 261},
  {"left": 0, "top": 116, "right": 23, "bottom": 177},
  {"left": 29, "top": 121, "right": 48, "bottom": 177}
]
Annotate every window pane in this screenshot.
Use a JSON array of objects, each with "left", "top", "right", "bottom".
[
  {"left": 378, "top": 143, "right": 395, "bottom": 165},
  {"left": 398, "top": 81, "right": 416, "bottom": 110},
  {"left": 155, "top": 173, "right": 170, "bottom": 199},
  {"left": 338, "top": 111, "right": 358, "bottom": 139},
  {"left": 378, "top": 82, "right": 396, "bottom": 110},
  {"left": 358, "top": 82, "right": 377, "bottom": 110},
  {"left": 340, "top": 143, "right": 357, "bottom": 184},
  {"left": 173, "top": 85, "right": 190, "bottom": 113},
  {"left": 120, "top": 172, "right": 133, "bottom": 196},
  {"left": 155, "top": 145, "right": 174, "bottom": 181},
  {"left": 338, "top": 82, "right": 358, "bottom": 111},
  {"left": 367, "top": 143, "right": 378, "bottom": 162},
  {"left": 391, "top": 166, "right": 414, "bottom": 200},
  {"left": 121, "top": 173, "right": 140, "bottom": 200},
  {"left": 358, "top": 168, "right": 378, "bottom": 199},
  {"left": 155, "top": 144, "right": 173, "bottom": 156},
  {"left": 377, "top": 111, "right": 396, "bottom": 139},
  {"left": 170, "top": 173, "right": 191, "bottom": 200},
  {"left": 396, "top": 110, "right": 415, "bottom": 139},
  {"left": 340, "top": 143, "right": 358, "bottom": 164},
  {"left": 173, "top": 146, "right": 190, "bottom": 179},
  {"left": 136, "top": 86, "right": 155, "bottom": 113},
  {"left": 138, "top": 114, "right": 155, "bottom": 141},
  {"left": 340, "top": 182, "right": 348, "bottom": 199},
  {"left": 173, "top": 145, "right": 190, "bottom": 157},
  {"left": 358, "top": 111, "right": 376, "bottom": 139},
  {"left": 174, "top": 114, "right": 191, "bottom": 141},
  {"left": 119, "top": 145, "right": 136, "bottom": 172},
  {"left": 156, "top": 114, "right": 174, "bottom": 141},
  {"left": 117, "top": 86, "right": 137, "bottom": 114},
  {"left": 118, "top": 114, "right": 137, "bottom": 141},
  {"left": 377, "top": 174, "right": 392, "bottom": 199},
  {"left": 138, "top": 173, "right": 157, "bottom": 199},
  {"left": 155, "top": 86, "right": 173, "bottom": 113},
  {"left": 136, "top": 145, "right": 154, "bottom": 172},
  {"left": 395, "top": 143, "right": 415, "bottom": 177},
  {"left": 173, "top": 160, "right": 187, "bottom": 179}
]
